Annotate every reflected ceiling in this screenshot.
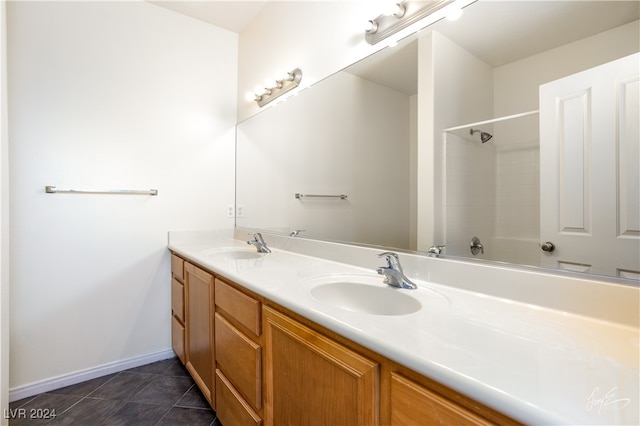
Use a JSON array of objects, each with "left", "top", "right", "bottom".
[
  {"left": 436, "top": 1, "right": 639, "bottom": 66},
  {"left": 147, "top": 1, "right": 639, "bottom": 67},
  {"left": 345, "top": 1, "right": 639, "bottom": 95}
]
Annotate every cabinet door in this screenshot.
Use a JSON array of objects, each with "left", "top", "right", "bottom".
[
  {"left": 185, "top": 262, "right": 214, "bottom": 405},
  {"left": 264, "top": 307, "right": 379, "bottom": 426},
  {"left": 390, "top": 373, "right": 488, "bottom": 426}
]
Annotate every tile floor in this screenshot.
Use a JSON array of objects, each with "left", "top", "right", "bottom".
[{"left": 8, "top": 358, "right": 220, "bottom": 425}]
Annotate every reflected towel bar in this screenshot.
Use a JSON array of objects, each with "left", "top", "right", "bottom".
[
  {"left": 45, "top": 186, "right": 158, "bottom": 196},
  {"left": 295, "top": 193, "right": 347, "bottom": 200}
]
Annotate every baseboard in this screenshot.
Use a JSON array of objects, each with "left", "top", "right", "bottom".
[{"left": 9, "top": 348, "right": 176, "bottom": 402}]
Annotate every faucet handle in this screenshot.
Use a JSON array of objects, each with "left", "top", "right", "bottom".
[
  {"left": 247, "top": 232, "right": 271, "bottom": 253},
  {"left": 377, "top": 251, "right": 397, "bottom": 262},
  {"left": 377, "top": 251, "right": 402, "bottom": 270},
  {"left": 377, "top": 251, "right": 397, "bottom": 258},
  {"left": 289, "top": 229, "right": 306, "bottom": 237},
  {"left": 376, "top": 251, "right": 416, "bottom": 289}
]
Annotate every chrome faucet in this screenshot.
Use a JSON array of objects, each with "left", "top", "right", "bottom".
[
  {"left": 247, "top": 233, "right": 271, "bottom": 253},
  {"left": 427, "top": 245, "right": 445, "bottom": 257},
  {"left": 376, "top": 252, "right": 417, "bottom": 289}
]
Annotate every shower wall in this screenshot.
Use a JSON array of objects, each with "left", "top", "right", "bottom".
[
  {"left": 444, "top": 114, "right": 539, "bottom": 266},
  {"left": 491, "top": 115, "right": 540, "bottom": 266},
  {"left": 445, "top": 133, "right": 496, "bottom": 259}
]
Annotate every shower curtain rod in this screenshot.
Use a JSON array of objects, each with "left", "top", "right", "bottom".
[{"left": 443, "top": 110, "right": 539, "bottom": 133}]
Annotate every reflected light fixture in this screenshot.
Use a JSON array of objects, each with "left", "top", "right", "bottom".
[
  {"left": 247, "top": 68, "right": 303, "bottom": 107},
  {"left": 365, "top": 0, "right": 476, "bottom": 45}
]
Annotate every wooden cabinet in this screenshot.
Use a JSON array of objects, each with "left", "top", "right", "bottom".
[
  {"left": 170, "top": 254, "right": 186, "bottom": 364},
  {"left": 169, "top": 251, "right": 517, "bottom": 425},
  {"left": 263, "top": 306, "right": 379, "bottom": 426},
  {"left": 216, "top": 370, "right": 262, "bottom": 426},
  {"left": 215, "top": 279, "right": 263, "bottom": 425},
  {"left": 390, "top": 372, "right": 490, "bottom": 426},
  {"left": 185, "top": 262, "right": 215, "bottom": 405}
]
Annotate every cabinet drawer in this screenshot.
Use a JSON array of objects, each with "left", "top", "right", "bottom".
[
  {"left": 215, "top": 313, "right": 261, "bottom": 409},
  {"left": 216, "top": 370, "right": 262, "bottom": 426},
  {"left": 171, "top": 315, "right": 185, "bottom": 364},
  {"left": 390, "top": 373, "right": 489, "bottom": 425},
  {"left": 171, "top": 277, "right": 184, "bottom": 322},
  {"left": 171, "top": 254, "right": 184, "bottom": 282},
  {"left": 215, "top": 279, "right": 261, "bottom": 336}
]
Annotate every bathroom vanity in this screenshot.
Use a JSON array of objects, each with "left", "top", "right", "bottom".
[{"left": 168, "top": 230, "right": 639, "bottom": 425}]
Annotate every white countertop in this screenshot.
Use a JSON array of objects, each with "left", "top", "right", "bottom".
[{"left": 168, "top": 230, "right": 639, "bottom": 425}]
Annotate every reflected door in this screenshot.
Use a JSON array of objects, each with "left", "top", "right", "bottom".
[{"left": 539, "top": 53, "right": 640, "bottom": 279}]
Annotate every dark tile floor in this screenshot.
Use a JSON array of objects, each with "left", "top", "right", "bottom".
[{"left": 8, "top": 358, "right": 221, "bottom": 425}]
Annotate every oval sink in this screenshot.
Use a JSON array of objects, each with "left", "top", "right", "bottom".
[
  {"left": 310, "top": 280, "right": 422, "bottom": 316},
  {"left": 206, "top": 249, "right": 262, "bottom": 261}
]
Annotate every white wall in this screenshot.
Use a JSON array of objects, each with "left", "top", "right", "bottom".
[
  {"left": 7, "top": 1, "right": 237, "bottom": 393},
  {"left": 1, "top": 0, "right": 10, "bottom": 421}
]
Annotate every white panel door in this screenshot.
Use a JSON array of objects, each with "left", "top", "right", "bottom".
[{"left": 540, "top": 53, "right": 640, "bottom": 279}]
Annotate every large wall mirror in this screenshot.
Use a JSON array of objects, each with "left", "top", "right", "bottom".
[{"left": 236, "top": 0, "right": 640, "bottom": 283}]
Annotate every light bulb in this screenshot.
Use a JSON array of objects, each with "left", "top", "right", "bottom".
[
  {"left": 382, "top": 2, "right": 404, "bottom": 17},
  {"left": 280, "top": 71, "right": 294, "bottom": 82},
  {"left": 275, "top": 71, "right": 286, "bottom": 81},
  {"left": 245, "top": 92, "right": 258, "bottom": 102},
  {"left": 365, "top": 19, "right": 378, "bottom": 33},
  {"left": 264, "top": 78, "right": 278, "bottom": 88}
]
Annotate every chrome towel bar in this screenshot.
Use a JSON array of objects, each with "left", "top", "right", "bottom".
[
  {"left": 45, "top": 186, "right": 158, "bottom": 196},
  {"left": 295, "top": 193, "right": 347, "bottom": 200}
]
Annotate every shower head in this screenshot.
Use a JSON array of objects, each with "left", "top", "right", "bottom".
[{"left": 470, "top": 128, "right": 493, "bottom": 143}]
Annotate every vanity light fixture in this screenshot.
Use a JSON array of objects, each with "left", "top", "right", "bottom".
[
  {"left": 248, "top": 68, "right": 303, "bottom": 107},
  {"left": 365, "top": 0, "right": 476, "bottom": 45}
]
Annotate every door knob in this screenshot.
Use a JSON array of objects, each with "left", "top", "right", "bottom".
[{"left": 541, "top": 242, "right": 555, "bottom": 252}]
